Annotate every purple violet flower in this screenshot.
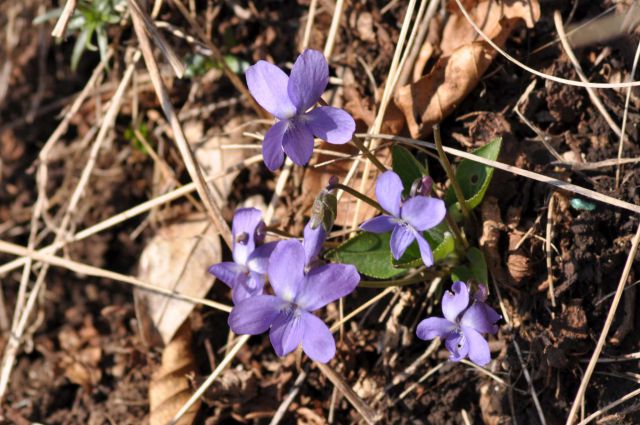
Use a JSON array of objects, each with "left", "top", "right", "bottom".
[
  {"left": 208, "top": 208, "right": 277, "bottom": 304},
  {"left": 245, "top": 49, "right": 356, "bottom": 171},
  {"left": 228, "top": 239, "right": 360, "bottom": 363},
  {"left": 416, "top": 281, "right": 501, "bottom": 366},
  {"left": 360, "top": 171, "right": 446, "bottom": 267}
]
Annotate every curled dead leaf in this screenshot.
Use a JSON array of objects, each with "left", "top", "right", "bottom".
[
  {"left": 395, "top": 0, "right": 540, "bottom": 138},
  {"left": 149, "top": 322, "right": 199, "bottom": 425}
]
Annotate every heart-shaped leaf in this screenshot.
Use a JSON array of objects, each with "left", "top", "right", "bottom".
[
  {"left": 445, "top": 137, "right": 502, "bottom": 213},
  {"left": 392, "top": 145, "right": 428, "bottom": 197},
  {"left": 326, "top": 232, "right": 405, "bottom": 279}
]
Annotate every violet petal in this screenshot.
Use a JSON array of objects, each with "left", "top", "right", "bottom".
[
  {"left": 268, "top": 239, "right": 306, "bottom": 302},
  {"left": 400, "top": 196, "right": 446, "bottom": 231},
  {"left": 269, "top": 310, "right": 305, "bottom": 357},
  {"left": 415, "top": 233, "right": 435, "bottom": 267},
  {"left": 295, "top": 263, "right": 360, "bottom": 311},
  {"left": 390, "top": 224, "right": 415, "bottom": 260},
  {"left": 360, "top": 215, "right": 396, "bottom": 234},
  {"left": 301, "top": 312, "right": 335, "bottom": 363},
  {"left": 262, "top": 120, "right": 287, "bottom": 171},
  {"left": 287, "top": 49, "right": 329, "bottom": 113},
  {"left": 245, "top": 60, "right": 296, "bottom": 119},
  {"left": 462, "top": 326, "right": 491, "bottom": 366},
  {"left": 442, "top": 281, "right": 470, "bottom": 323},
  {"left": 375, "top": 171, "right": 403, "bottom": 217},
  {"left": 416, "top": 317, "right": 456, "bottom": 340},
  {"left": 228, "top": 295, "right": 283, "bottom": 335},
  {"left": 306, "top": 106, "right": 355, "bottom": 145},
  {"left": 281, "top": 120, "right": 315, "bottom": 166}
]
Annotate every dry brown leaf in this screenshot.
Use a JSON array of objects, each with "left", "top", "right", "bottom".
[
  {"left": 149, "top": 322, "right": 199, "bottom": 425},
  {"left": 443, "top": 0, "right": 540, "bottom": 55},
  {"left": 396, "top": 0, "right": 540, "bottom": 138},
  {"left": 134, "top": 215, "right": 220, "bottom": 345}
]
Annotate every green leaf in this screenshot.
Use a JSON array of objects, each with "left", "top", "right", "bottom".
[
  {"left": 445, "top": 137, "right": 502, "bottom": 211},
  {"left": 71, "top": 28, "right": 91, "bottom": 71},
  {"left": 392, "top": 145, "right": 427, "bottom": 197},
  {"left": 451, "top": 247, "right": 488, "bottom": 284},
  {"left": 326, "top": 232, "right": 405, "bottom": 279}
]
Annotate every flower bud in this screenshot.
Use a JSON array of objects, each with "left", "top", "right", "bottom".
[
  {"left": 310, "top": 190, "right": 338, "bottom": 232},
  {"left": 410, "top": 176, "right": 433, "bottom": 197}
]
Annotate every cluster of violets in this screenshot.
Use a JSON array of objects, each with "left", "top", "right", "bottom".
[{"left": 206, "top": 50, "right": 501, "bottom": 366}]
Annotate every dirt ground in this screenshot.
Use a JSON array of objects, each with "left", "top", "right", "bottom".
[{"left": 1, "top": 0, "right": 640, "bottom": 424}]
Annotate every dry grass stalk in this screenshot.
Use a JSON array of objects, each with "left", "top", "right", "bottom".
[
  {"left": 128, "top": 0, "right": 232, "bottom": 247},
  {"left": 0, "top": 53, "right": 141, "bottom": 401},
  {"left": 51, "top": 0, "right": 77, "bottom": 38},
  {"left": 0, "top": 239, "right": 232, "bottom": 313},
  {"left": 453, "top": 0, "right": 640, "bottom": 89}
]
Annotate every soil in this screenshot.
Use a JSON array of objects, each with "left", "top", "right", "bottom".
[{"left": 2, "top": 0, "right": 640, "bottom": 424}]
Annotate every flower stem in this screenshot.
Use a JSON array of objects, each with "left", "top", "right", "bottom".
[
  {"left": 334, "top": 183, "right": 387, "bottom": 214},
  {"left": 433, "top": 124, "right": 472, "bottom": 222},
  {"left": 350, "top": 138, "right": 388, "bottom": 174},
  {"left": 445, "top": 213, "right": 469, "bottom": 251}
]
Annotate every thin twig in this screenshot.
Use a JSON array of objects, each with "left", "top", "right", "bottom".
[
  {"left": 0, "top": 155, "right": 264, "bottom": 278},
  {"left": 615, "top": 39, "right": 640, "bottom": 188},
  {"left": 360, "top": 133, "right": 640, "bottom": 215},
  {"left": 566, "top": 223, "right": 640, "bottom": 425},
  {"left": 315, "top": 362, "right": 380, "bottom": 424},
  {"left": 545, "top": 194, "right": 557, "bottom": 309},
  {"left": 553, "top": 11, "right": 622, "bottom": 138},
  {"left": 0, "top": 240, "right": 232, "bottom": 313},
  {"left": 453, "top": 0, "right": 640, "bottom": 89},
  {"left": 433, "top": 125, "right": 472, "bottom": 222},
  {"left": 129, "top": 0, "right": 233, "bottom": 247},
  {"left": 51, "top": 0, "right": 77, "bottom": 38}
]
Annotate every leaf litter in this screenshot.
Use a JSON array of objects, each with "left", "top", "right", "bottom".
[{"left": 1, "top": 0, "right": 640, "bottom": 424}]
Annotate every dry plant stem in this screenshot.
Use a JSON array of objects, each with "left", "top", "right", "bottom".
[
  {"left": 433, "top": 125, "right": 472, "bottom": 222},
  {"left": 445, "top": 214, "right": 469, "bottom": 251},
  {"left": 133, "top": 128, "right": 202, "bottom": 211},
  {"left": 362, "top": 133, "right": 640, "bottom": 215},
  {"left": 51, "top": 0, "right": 77, "bottom": 38},
  {"left": 11, "top": 57, "right": 109, "bottom": 332},
  {"left": 566, "top": 223, "right": 640, "bottom": 425},
  {"left": 453, "top": 0, "right": 640, "bottom": 89},
  {"left": 269, "top": 370, "right": 308, "bottom": 425},
  {"left": 315, "top": 362, "right": 380, "bottom": 424},
  {"left": 0, "top": 155, "right": 265, "bottom": 278},
  {"left": 322, "top": 0, "right": 344, "bottom": 59},
  {"left": 0, "top": 55, "right": 140, "bottom": 401},
  {"left": 513, "top": 339, "right": 548, "bottom": 425},
  {"left": 0, "top": 240, "right": 232, "bottom": 313},
  {"left": 546, "top": 194, "right": 557, "bottom": 309},
  {"left": 265, "top": 159, "right": 294, "bottom": 224},
  {"left": 615, "top": 40, "right": 640, "bottom": 188},
  {"left": 129, "top": 0, "right": 233, "bottom": 248},
  {"left": 576, "top": 386, "right": 640, "bottom": 425},
  {"left": 334, "top": 184, "right": 385, "bottom": 213},
  {"left": 169, "top": 334, "right": 250, "bottom": 425},
  {"left": 553, "top": 11, "right": 622, "bottom": 138},
  {"left": 351, "top": 0, "right": 418, "bottom": 230},
  {"left": 168, "top": 0, "right": 267, "bottom": 119},
  {"left": 397, "top": 0, "right": 440, "bottom": 87},
  {"left": 127, "top": 0, "right": 186, "bottom": 77},
  {"left": 301, "top": 0, "right": 318, "bottom": 51},
  {"left": 350, "top": 138, "right": 387, "bottom": 173}
]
